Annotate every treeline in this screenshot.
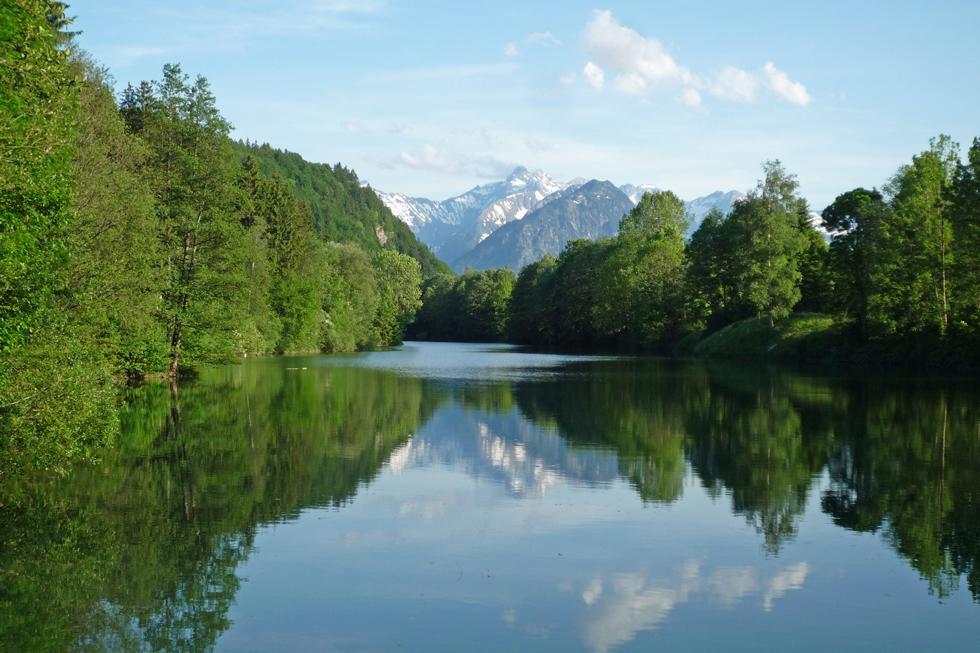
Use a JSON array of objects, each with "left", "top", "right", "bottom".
[
  {"left": 416, "top": 144, "right": 979, "bottom": 361},
  {"left": 0, "top": 2, "right": 425, "bottom": 474}
]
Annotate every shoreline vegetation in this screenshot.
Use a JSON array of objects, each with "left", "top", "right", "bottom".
[{"left": 1, "top": 1, "right": 978, "bottom": 476}]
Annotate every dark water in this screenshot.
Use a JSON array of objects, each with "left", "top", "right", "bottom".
[{"left": 2, "top": 342, "right": 979, "bottom": 652}]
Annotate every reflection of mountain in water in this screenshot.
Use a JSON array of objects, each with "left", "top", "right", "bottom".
[
  {"left": 2, "top": 350, "right": 979, "bottom": 651},
  {"left": 388, "top": 400, "right": 621, "bottom": 496}
]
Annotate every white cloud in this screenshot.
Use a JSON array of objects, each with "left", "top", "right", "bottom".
[
  {"left": 583, "top": 61, "right": 605, "bottom": 90},
  {"left": 397, "top": 144, "right": 516, "bottom": 178},
  {"left": 503, "top": 41, "right": 519, "bottom": 57},
  {"left": 559, "top": 73, "right": 577, "bottom": 86},
  {"left": 710, "top": 66, "right": 759, "bottom": 102},
  {"left": 585, "top": 10, "right": 691, "bottom": 85},
  {"left": 763, "top": 62, "right": 812, "bottom": 106},
  {"left": 580, "top": 10, "right": 811, "bottom": 109},
  {"left": 762, "top": 562, "right": 810, "bottom": 611},
  {"left": 614, "top": 72, "right": 648, "bottom": 95},
  {"left": 525, "top": 31, "right": 561, "bottom": 46},
  {"left": 680, "top": 87, "right": 702, "bottom": 107}
]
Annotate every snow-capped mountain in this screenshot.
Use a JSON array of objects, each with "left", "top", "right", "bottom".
[
  {"left": 378, "top": 167, "right": 564, "bottom": 263},
  {"left": 377, "top": 168, "right": 746, "bottom": 270},
  {"left": 684, "top": 190, "right": 744, "bottom": 231},
  {"left": 619, "top": 183, "right": 660, "bottom": 205}
]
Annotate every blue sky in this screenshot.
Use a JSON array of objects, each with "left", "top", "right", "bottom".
[{"left": 72, "top": 1, "right": 979, "bottom": 208}]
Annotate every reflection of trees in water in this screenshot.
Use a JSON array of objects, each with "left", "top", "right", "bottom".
[
  {"left": 822, "top": 383, "right": 980, "bottom": 600},
  {"left": 2, "top": 357, "right": 979, "bottom": 651},
  {"left": 0, "top": 362, "right": 441, "bottom": 652},
  {"left": 512, "top": 359, "right": 980, "bottom": 594}
]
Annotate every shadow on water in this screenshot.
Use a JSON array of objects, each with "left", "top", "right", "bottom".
[{"left": 1, "top": 345, "right": 978, "bottom": 650}]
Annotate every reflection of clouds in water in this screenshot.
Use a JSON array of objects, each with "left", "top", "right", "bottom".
[
  {"left": 762, "top": 562, "right": 810, "bottom": 611},
  {"left": 709, "top": 566, "right": 758, "bottom": 607},
  {"left": 386, "top": 437, "right": 424, "bottom": 473},
  {"left": 582, "top": 576, "right": 603, "bottom": 605},
  {"left": 583, "top": 561, "right": 700, "bottom": 653},
  {"left": 582, "top": 561, "right": 809, "bottom": 653},
  {"left": 397, "top": 493, "right": 458, "bottom": 522},
  {"left": 479, "top": 422, "right": 562, "bottom": 497}
]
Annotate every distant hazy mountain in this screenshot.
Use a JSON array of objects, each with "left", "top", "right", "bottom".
[
  {"left": 377, "top": 168, "right": 744, "bottom": 271},
  {"left": 619, "top": 183, "right": 660, "bottom": 205},
  {"left": 378, "top": 167, "right": 563, "bottom": 264},
  {"left": 684, "top": 190, "right": 744, "bottom": 231},
  {"left": 453, "top": 180, "right": 634, "bottom": 272}
]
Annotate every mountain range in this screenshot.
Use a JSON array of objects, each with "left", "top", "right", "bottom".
[{"left": 377, "top": 168, "right": 745, "bottom": 272}]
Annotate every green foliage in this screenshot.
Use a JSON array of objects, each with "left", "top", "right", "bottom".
[
  {"left": 320, "top": 242, "right": 379, "bottom": 351},
  {"left": 872, "top": 136, "right": 958, "bottom": 336},
  {"left": 508, "top": 256, "right": 556, "bottom": 344},
  {"left": 949, "top": 138, "right": 980, "bottom": 332},
  {"left": 124, "top": 63, "right": 248, "bottom": 374},
  {"left": 821, "top": 188, "right": 889, "bottom": 332},
  {"left": 69, "top": 59, "right": 167, "bottom": 375},
  {"left": 0, "top": 0, "right": 77, "bottom": 352},
  {"left": 372, "top": 249, "right": 423, "bottom": 346},
  {"left": 408, "top": 268, "right": 515, "bottom": 342},
  {"left": 594, "top": 190, "right": 689, "bottom": 348},
  {"left": 728, "top": 161, "right": 808, "bottom": 324},
  {"left": 231, "top": 141, "right": 449, "bottom": 277}
]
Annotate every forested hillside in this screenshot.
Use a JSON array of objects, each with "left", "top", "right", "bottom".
[
  {"left": 231, "top": 141, "right": 449, "bottom": 276},
  {"left": 0, "top": 1, "right": 426, "bottom": 476}
]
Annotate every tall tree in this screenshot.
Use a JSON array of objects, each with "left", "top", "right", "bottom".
[
  {"left": 821, "top": 188, "right": 889, "bottom": 332},
  {"left": 687, "top": 209, "right": 739, "bottom": 328},
  {"left": 595, "top": 190, "right": 689, "bottom": 347},
  {"left": 124, "top": 64, "right": 247, "bottom": 375},
  {"left": 372, "top": 250, "right": 423, "bottom": 346},
  {"left": 874, "top": 136, "right": 958, "bottom": 336},
  {"left": 68, "top": 58, "right": 166, "bottom": 375},
  {"left": 729, "top": 161, "right": 807, "bottom": 326},
  {"left": 949, "top": 138, "right": 980, "bottom": 332}
]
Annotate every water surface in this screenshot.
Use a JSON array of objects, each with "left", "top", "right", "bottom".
[{"left": 2, "top": 342, "right": 979, "bottom": 651}]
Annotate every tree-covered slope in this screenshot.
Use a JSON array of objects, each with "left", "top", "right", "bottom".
[{"left": 231, "top": 141, "right": 449, "bottom": 276}]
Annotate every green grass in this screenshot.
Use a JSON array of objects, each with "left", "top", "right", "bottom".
[{"left": 686, "top": 313, "right": 840, "bottom": 361}]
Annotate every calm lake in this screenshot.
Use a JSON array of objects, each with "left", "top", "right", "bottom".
[{"left": 3, "top": 341, "right": 979, "bottom": 651}]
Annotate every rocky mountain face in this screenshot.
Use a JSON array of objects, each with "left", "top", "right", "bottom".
[
  {"left": 453, "top": 180, "right": 634, "bottom": 272},
  {"left": 377, "top": 167, "right": 563, "bottom": 264},
  {"left": 377, "top": 167, "right": 745, "bottom": 272}
]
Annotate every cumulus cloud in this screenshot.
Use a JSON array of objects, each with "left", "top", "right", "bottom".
[
  {"left": 710, "top": 65, "right": 760, "bottom": 102},
  {"left": 580, "top": 10, "right": 811, "bottom": 108},
  {"left": 503, "top": 41, "right": 519, "bottom": 57},
  {"left": 614, "top": 72, "right": 647, "bottom": 95},
  {"left": 583, "top": 61, "right": 605, "bottom": 90},
  {"left": 397, "top": 144, "right": 516, "bottom": 178},
  {"left": 680, "top": 87, "right": 702, "bottom": 107},
  {"left": 763, "top": 62, "right": 812, "bottom": 106}
]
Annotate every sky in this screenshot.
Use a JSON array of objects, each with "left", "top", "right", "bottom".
[{"left": 71, "top": 0, "right": 980, "bottom": 209}]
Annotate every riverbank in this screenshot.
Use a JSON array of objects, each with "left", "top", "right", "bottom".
[{"left": 673, "top": 313, "right": 980, "bottom": 371}]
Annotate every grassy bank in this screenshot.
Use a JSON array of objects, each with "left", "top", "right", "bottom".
[{"left": 674, "top": 314, "right": 980, "bottom": 371}]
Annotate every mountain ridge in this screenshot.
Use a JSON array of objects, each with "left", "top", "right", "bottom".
[{"left": 378, "top": 167, "right": 745, "bottom": 271}]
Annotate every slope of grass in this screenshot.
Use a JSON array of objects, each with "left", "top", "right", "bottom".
[
  {"left": 686, "top": 313, "right": 840, "bottom": 361},
  {"left": 678, "top": 313, "right": 979, "bottom": 370}
]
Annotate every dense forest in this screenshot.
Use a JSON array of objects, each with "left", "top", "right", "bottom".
[
  {"left": 419, "top": 147, "right": 979, "bottom": 366},
  {"left": 0, "top": 2, "right": 431, "bottom": 475}
]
